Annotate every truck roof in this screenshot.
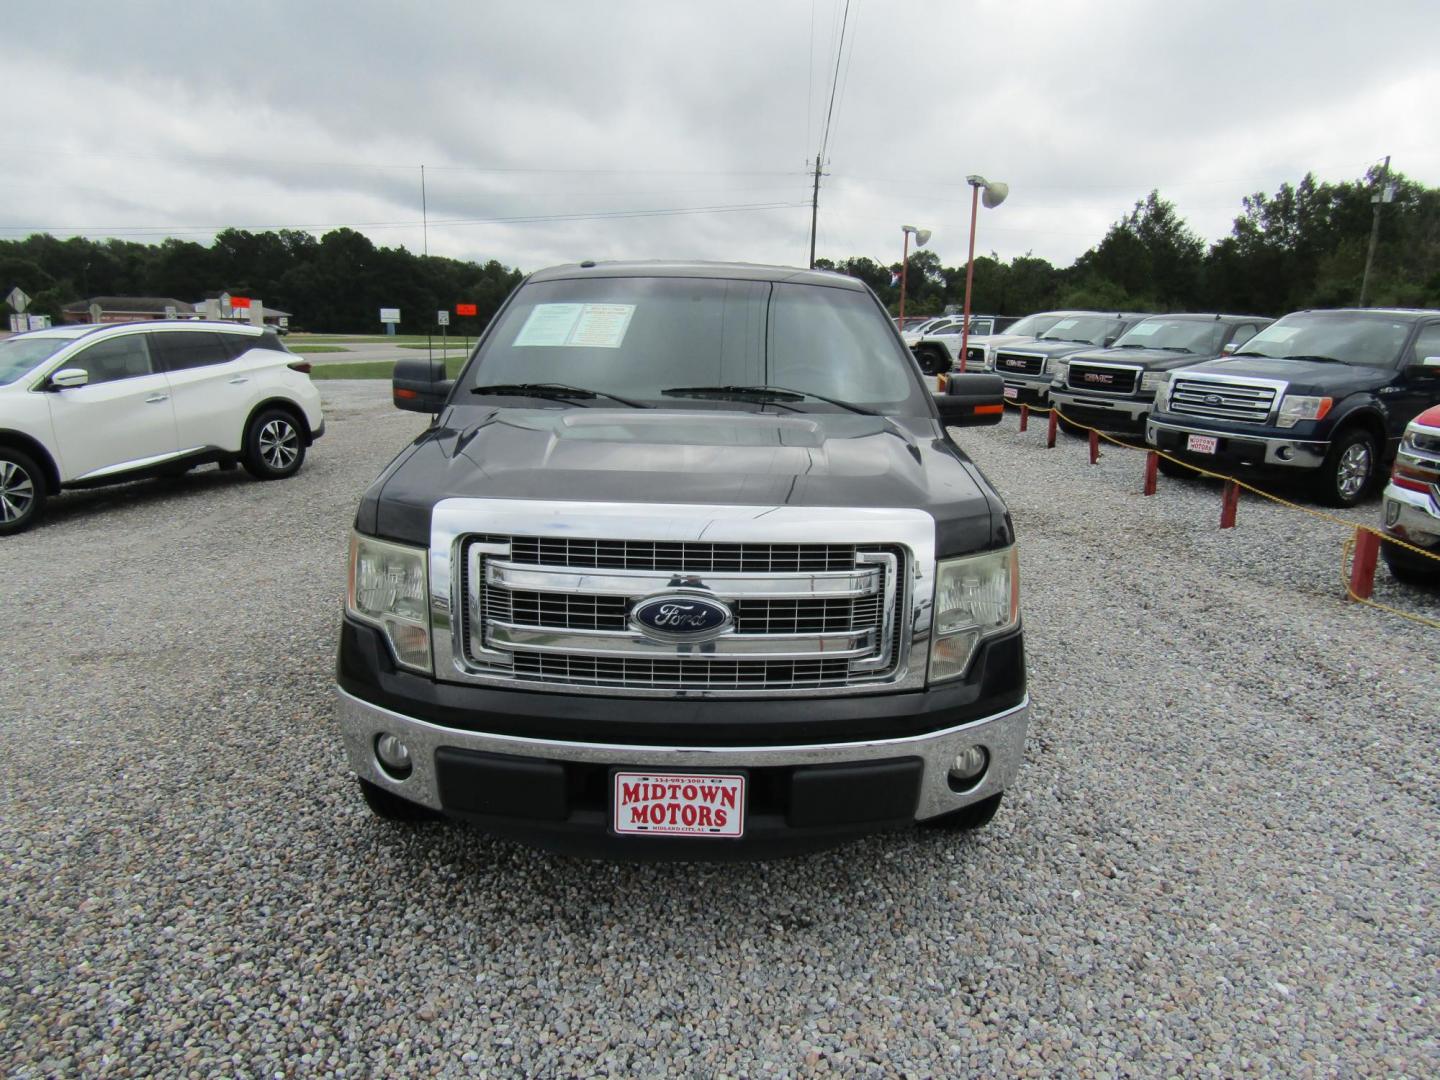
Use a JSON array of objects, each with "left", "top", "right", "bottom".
[{"left": 527, "top": 260, "right": 868, "bottom": 291}]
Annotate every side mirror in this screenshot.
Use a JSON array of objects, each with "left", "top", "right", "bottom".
[
  {"left": 392, "top": 357, "right": 453, "bottom": 414},
  {"left": 48, "top": 368, "right": 90, "bottom": 390},
  {"left": 1102, "top": 335, "right": 1119, "bottom": 348},
  {"left": 936, "top": 373, "right": 1005, "bottom": 427},
  {"left": 1421, "top": 355, "right": 1440, "bottom": 369},
  {"left": 1221, "top": 341, "right": 1240, "bottom": 356}
]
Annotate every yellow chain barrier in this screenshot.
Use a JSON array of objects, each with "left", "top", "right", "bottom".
[{"left": 1007, "top": 400, "right": 1440, "bottom": 631}]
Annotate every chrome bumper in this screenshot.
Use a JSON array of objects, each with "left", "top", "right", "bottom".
[
  {"left": 1146, "top": 418, "right": 1328, "bottom": 468},
  {"left": 337, "top": 688, "right": 1030, "bottom": 822},
  {"left": 1383, "top": 482, "right": 1440, "bottom": 546}
]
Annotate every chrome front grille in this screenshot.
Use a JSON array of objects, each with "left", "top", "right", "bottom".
[
  {"left": 1169, "top": 377, "right": 1279, "bottom": 424},
  {"left": 460, "top": 537, "right": 906, "bottom": 693}
]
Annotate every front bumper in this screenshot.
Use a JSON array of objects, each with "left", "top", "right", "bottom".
[
  {"left": 1049, "top": 390, "right": 1150, "bottom": 432},
  {"left": 1146, "top": 417, "right": 1328, "bottom": 470},
  {"left": 337, "top": 686, "right": 1030, "bottom": 857},
  {"left": 998, "top": 376, "right": 1050, "bottom": 405},
  {"left": 1382, "top": 481, "right": 1440, "bottom": 574}
]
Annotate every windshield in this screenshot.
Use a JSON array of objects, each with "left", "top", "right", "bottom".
[
  {"left": 1038, "top": 315, "right": 1120, "bottom": 346},
  {"left": 1005, "top": 313, "right": 1066, "bottom": 338},
  {"left": 0, "top": 336, "right": 70, "bottom": 386},
  {"left": 1235, "top": 313, "right": 1412, "bottom": 368},
  {"left": 1114, "top": 319, "right": 1226, "bottom": 354},
  {"left": 460, "top": 276, "right": 929, "bottom": 414}
]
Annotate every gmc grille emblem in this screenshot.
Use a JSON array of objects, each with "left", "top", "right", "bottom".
[{"left": 1082, "top": 372, "right": 1114, "bottom": 384}]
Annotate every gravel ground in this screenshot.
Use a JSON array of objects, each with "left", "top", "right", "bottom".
[{"left": 2, "top": 383, "right": 1436, "bottom": 1077}]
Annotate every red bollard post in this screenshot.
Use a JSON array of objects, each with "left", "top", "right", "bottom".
[
  {"left": 1019, "top": 403, "right": 1029, "bottom": 432},
  {"left": 1046, "top": 410, "right": 1058, "bottom": 449},
  {"left": 1349, "top": 527, "right": 1380, "bottom": 600},
  {"left": 1144, "top": 451, "right": 1158, "bottom": 496},
  {"left": 1088, "top": 429, "right": 1100, "bottom": 465},
  {"left": 1220, "top": 480, "right": 1240, "bottom": 529}
]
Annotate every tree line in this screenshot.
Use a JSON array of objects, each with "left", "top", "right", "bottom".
[{"left": 2, "top": 167, "right": 1436, "bottom": 332}]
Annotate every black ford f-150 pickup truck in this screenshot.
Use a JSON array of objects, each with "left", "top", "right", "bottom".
[
  {"left": 1048, "top": 313, "right": 1272, "bottom": 435},
  {"left": 337, "top": 261, "right": 1028, "bottom": 858},
  {"left": 1146, "top": 308, "right": 1440, "bottom": 506}
]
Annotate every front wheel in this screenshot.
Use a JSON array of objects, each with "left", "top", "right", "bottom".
[
  {"left": 1382, "top": 542, "right": 1440, "bottom": 587},
  {"left": 914, "top": 345, "right": 950, "bottom": 377},
  {"left": 243, "top": 408, "right": 306, "bottom": 480},
  {"left": 0, "top": 449, "right": 46, "bottom": 535},
  {"left": 1314, "top": 428, "right": 1377, "bottom": 508}
]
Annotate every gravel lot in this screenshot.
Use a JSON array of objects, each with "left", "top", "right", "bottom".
[{"left": 2, "top": 382, "right": 1436, "bottom": 1077}]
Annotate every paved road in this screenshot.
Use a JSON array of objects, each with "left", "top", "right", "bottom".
[{"left": 294, "top": 340, "right": 474, "bottom": 365}]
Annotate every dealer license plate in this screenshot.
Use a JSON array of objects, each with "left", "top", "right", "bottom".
[
  {"left": 1003, "top": 385, "right": 1019, "bottom": 400},
  {"left": 612, "top": 772, "right": 745, "bottom": 838},
  {"left": 1186, "top": 433, "right": 1219, "bottom": 455}
]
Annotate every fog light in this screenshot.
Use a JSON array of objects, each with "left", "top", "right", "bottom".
[
  {"left": 1276, "top": 446, "right": 1294, "bottom": 461},
  {"left": 949, "top": 746, "right": 988, "bottom": 783},
  {"left": 374, "top": 733, "right": 413, "bottom": 779}
]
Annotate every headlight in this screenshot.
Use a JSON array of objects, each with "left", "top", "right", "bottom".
[
  {"left": 1051, "top": 360, "right": 1070, "bottom": 384},
  {"left": 929, "top": 547, "right": 1020, "bottom": 683},
  {"left": 1139, "top": 371, "right": 1170, "bottom": 394},
  {"left": 1276, "top": 394, "right": 1333, "bottom": 428},
  {"left": 347, "top": 532, "right": 432, "bottom": 672}
]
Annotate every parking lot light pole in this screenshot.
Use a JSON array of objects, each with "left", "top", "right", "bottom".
[
  {"left": 898, "top": 225, "right": 930, "bottom": 327},
  {"left": 959, "top": 175, "right": 1007, "bottom": 371}
]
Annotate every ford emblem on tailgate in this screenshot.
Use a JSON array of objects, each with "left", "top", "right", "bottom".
[{"left": 632, "top": 593, "right": 733, "bottom": 642}]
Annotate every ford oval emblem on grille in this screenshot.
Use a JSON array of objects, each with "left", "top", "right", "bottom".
[{"left": 631, "top": 593, "right": 733, "bottom": 642}]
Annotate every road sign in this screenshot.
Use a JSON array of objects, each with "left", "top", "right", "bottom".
[
  {"left": 437, "top": 310, "right": 450, "bottom": 326},
  {"left": 164, "top": 305, "right": 177, "bottom": 319},
  {"left": 455, "top": 303, "right": 477, "bottom": 317},
  {"left": 6, "top": 287, "right": 31, "bottom": 313},
  {"left": 379, "top": 307, "right": 401, "bottom": 324}
]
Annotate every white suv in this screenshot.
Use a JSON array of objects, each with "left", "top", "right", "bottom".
[{"left": 0, "top": 320, "right": 324, "bottom": 534}]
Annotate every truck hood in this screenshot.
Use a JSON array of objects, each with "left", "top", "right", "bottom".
[
  {"left": 363, "top": 405, "right": 1011, "bottom": 556},
  {"left": 1175, "top": 356, "right": 1394, "bottom": 396},
  {"left": 1064, "top": 346, "right": 1221, "bottom": 372},
  {"left": 996, "top": 339, "right": 1101, "bottom": 359}
]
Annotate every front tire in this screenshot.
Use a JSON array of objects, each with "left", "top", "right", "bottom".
[
  {"left": 1382, "top": 542, "right": 1440, "bottom": 587},
  {"left": 1314, "top": 428, "right": 1377, "bottom": 508},
  {"left": 914, "top": 345, "right": 950, "bottom": 377},
  {"left": 243, "top": 408, "right": 306, "bottom": 480},
  {"left": 0, "top": 449, "right": 46, "bottom": 535}
]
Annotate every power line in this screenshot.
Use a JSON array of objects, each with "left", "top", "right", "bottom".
[{"left": 809, "top": 0, "right": 852, "bottom": 267}]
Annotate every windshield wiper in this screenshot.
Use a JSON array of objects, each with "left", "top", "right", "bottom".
[
  {"left": 1158, "top": 346, "right": 1194, "bottom": 353},
  {"left": 470, "top": 382, "right": 649, "bottom": 408},
  {"left": 1285, "top": 354, "right": 1348, "bottom": 364},
  {"left": 660, "top": 384, "right": 878, "bottom": 416}
]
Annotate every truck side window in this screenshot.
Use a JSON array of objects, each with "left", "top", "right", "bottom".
[
  {"left": 1230, "top": 324, "right": 1260, "bottom": 347},
  {"left": 1409, "top": 324, "right": 1440, "bottom": 370}
]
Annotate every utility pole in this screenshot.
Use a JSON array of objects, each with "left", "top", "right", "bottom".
[
  {"left": 1359, "top": 154, "right": 1391, "bottom": 308},
  {"left": 421, "top": 164, "right": 429, "bottom": 259},
  {"left": 808, "top": 157, "right": 825, "bottom": 269}
]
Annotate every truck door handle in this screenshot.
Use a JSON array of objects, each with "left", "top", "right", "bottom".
[
  {"left": 228, "top": 376, "right": 249, "bottom": 384},
  {"left": 145, "top": 394, "right": 169, "bottom": 404}
]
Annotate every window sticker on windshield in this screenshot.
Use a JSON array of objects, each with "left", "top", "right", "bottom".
[
  {"left": 1258, "top": 326, "right": 1300, "bottom": 343},
  {"left": 1050, "top": 318, "right": 1078, "bottom": 330},
  {"left": 1127, "top": 323, "right": 1161, "bottom": 336},
  {"left": 568, "top": 303, "right": 635, "bottom": 348},
  {"left": 513, "top": 303, "right": 636, "bottom": 348}
]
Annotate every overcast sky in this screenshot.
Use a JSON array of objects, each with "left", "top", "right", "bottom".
[{"left": 4, "top": 1, "right": 1437, "bottom": 275}]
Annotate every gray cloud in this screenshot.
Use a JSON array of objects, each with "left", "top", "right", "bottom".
[{"left": 4, "top": 0, "right": 1436, "bottom": 275}]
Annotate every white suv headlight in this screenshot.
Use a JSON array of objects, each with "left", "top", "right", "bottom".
[
  {"left": 930, "top": 547, "right": 1020, "bottom": 682},
  {"left": 347, "top": 532, "right": 432, "bottom": 672}
]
